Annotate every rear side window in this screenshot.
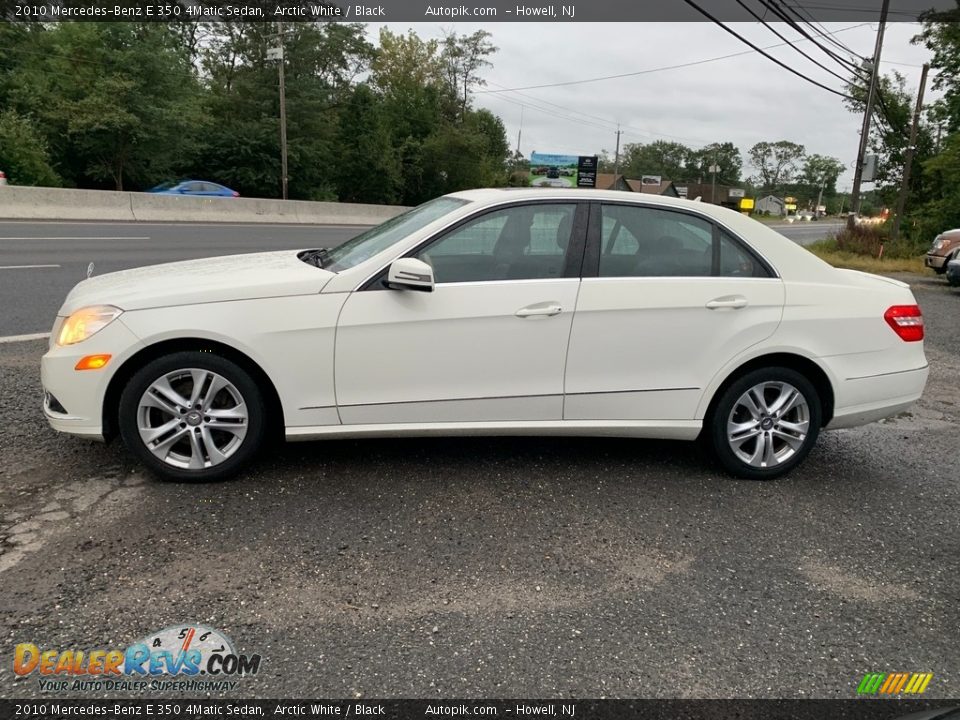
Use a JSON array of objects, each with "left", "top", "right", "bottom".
[
  {"left": 599, "top": 204, "right": 712, "bottom": 277},
  {"left": 719, "top": 230, "right": 769, "bottom": 278},
  {"left": 597, "top": 203, "right": 772, "bottom": 278}
]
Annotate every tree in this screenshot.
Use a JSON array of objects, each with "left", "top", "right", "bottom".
[
  {"left": 801, "top": 154, "right": 844, "bottom": 198},
  {"left": 621, "top": 141, "right": 692, "bottom": 180},
  {"left": 914, "top": 4, "right": 960, "bottom": 133},
  {"left": 0, "top": 110, "right": 61, "bottom": 186},
  {"left": 3, "top": 22, "right": 203, "bottom": 190},
  {"left": 333, "top": 84, "right": 400, "bottom": 204},
  {"left": 748, "top": 141, "right": 806, "bottom": 194},
  {"left": 441, "top": 30, "right": 497, "bottom": 121},
  {"left": 687, "top": 142, "right": 743, "bottom": 184}
]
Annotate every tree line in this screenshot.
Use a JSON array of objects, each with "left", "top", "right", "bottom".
[{"left": 0, "top": 22, "right": 509, "bottom": 206}]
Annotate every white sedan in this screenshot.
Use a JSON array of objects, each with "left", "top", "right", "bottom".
[{"left": 41, "top": 189, "right": 928, "bottom": 481}]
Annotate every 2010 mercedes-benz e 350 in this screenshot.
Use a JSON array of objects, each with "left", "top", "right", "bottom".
[{"left": 42, "top": 189, "right": 928, "bottom": 481}]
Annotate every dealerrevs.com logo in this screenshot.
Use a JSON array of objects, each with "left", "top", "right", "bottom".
[{"left": 14, "top": 624, "right": 262, "bottom": 693}]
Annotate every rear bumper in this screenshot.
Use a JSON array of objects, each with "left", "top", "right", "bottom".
[
  {"left": 826, "top": 365, "right": 928, "bottom": 429},
  {"left": 924, "top": 253, "right": 947, "bottom": 270}
]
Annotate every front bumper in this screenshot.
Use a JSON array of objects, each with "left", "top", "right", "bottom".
[
  {"left": 924, "top": 253, "right": 947, "bottom": 270},
  {"left": 41, "top": 318, "right": 144, "bottom": 440}
]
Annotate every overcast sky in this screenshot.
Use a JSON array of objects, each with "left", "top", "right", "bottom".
[{"left": 366, "top": 22, "right": 937, "bottom": 189}]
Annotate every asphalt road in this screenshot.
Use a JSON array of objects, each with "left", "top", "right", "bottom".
[
  {"left": 0, "top": 219, "right": 841, "bottom": 338},
  {"left": 0, "top": 221, "right": 364, "bottom": 338},
  {"left": 0, "top": 273, "right": 957, "bottom": 699}
]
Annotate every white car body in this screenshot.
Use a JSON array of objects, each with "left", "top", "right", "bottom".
[{"left": 42, "top": 189, "right": 928, "bottom": 478}]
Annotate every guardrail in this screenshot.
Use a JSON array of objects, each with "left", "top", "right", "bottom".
[{"left": 0, "top": 186, "right": 408, "bottom": 225}]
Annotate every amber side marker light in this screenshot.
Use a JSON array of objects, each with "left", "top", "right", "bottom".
[{"left": 75, "top": 354, "right": 112, "bottom": 371}]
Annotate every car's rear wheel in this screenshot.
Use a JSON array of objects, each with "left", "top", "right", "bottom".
[
  {"left": 709, "top": 367, "right": 822, "bottom": 480},
  {"left": 118, "top": 351, "right": 265, "bottom": 481}
]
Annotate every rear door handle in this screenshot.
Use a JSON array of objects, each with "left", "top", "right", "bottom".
[
  {"left": 516, "top": 302, "right": 563, "bottom": 318},
  {"left": 705, "top": 295, "right": 748, "bottom": 310}
]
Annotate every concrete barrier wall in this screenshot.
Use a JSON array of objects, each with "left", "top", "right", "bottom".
[{"left": 0, "top": 186, "right": 408, "bottom": 225}]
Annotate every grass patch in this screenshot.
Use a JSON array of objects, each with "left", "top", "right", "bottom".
[{"left": 806, "top": 238, "right": 926, "bottom": 274}]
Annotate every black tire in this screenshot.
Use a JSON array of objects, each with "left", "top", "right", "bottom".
[
  {"left": 118, "top": 351, "right": 266, "bottom": 482},
  {"left": 708, "top": 366, "right": 822, "bottom": 480}
]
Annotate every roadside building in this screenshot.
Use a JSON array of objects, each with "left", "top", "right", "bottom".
[
  {"left": 625, "top": 178, "right": 680, "bottom": 197},
  {"left": 594, "top": 173, "right": 633, "bottom": 191},
  {"left": 755, "top": 195, "right": 786, "bottom": 216}
]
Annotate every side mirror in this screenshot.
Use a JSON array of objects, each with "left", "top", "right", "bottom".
[{"left": 387, "top": 257, "right": 435, "bottom": 292}]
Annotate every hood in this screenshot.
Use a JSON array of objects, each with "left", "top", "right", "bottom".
[{"left": 59, "top": 251, "right": 334, "bottom": 315}]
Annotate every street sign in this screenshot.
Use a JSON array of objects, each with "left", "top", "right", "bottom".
[
  {"left": 862, "top": 154, "right": 878, "bottom": 182},
  {"left": 708, "top": 164, "right": 721, "bottom": 174},
  {"left": 675, "top": 186, "right": 688, "bottom": 198},
  {"left": 576, "top": 156, "right": 598, "bottom": 188},
  {"left": 266, "top": 47, "right": 284, "bottom": 61}
]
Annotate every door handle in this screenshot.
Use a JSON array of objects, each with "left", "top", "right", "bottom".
[
  {"left": 515, "top": 303, "right": 563, "bottom": 318},
  {"left": 705, "top": 295, "right": 748, "bottom": 310}
]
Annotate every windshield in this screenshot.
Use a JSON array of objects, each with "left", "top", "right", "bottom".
[{"left": 322, "top": 196, "right": 470, "bottom": 272}]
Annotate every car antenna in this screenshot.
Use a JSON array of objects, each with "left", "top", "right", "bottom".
[{"left": 87, "top": 262, "right": 95, "bottom": 279}]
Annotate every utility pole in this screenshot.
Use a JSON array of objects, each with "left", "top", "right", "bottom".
[
  {"left": 613, "top": 125, "right": 624, "bottom": 181},
  {"left": 709, "top": 162, "right": 720, "bottom": 204},
  {"left": 272, "top": 22, "right": 289, "bottom": 201},
  {"left": 891, "top": 62, "right": 929, "bottom": 239},
  {"left": 515, "top": 106, "right": 523, "bottom": 158},
  {"left": 847, "top": 0, "right": 889, "bottom": 230}
]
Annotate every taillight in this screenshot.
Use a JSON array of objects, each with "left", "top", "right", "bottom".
[
  {"left": 232, "top": 191, "right": 240, "bottom": 197},
  {"left": 884, "top": 305, "right": 924, "bottom": 342}
]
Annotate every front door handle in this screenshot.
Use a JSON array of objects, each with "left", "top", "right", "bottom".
[
  {"left": 516, "top": 302, "right": 563, "bottom": 318},
  {"left": 705, "top": 295, "right": 748, "bottom": 310}
]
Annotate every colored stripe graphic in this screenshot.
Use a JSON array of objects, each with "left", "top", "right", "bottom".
[{"left": 857, "top": 673, "right": 933, "bottom": 695}]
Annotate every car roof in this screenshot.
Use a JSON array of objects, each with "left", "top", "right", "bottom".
[{"left": 447, "top": 187, "right": 736, "bottom": 221}]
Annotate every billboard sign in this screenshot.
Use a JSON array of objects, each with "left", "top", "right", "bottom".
[
  {"left": 675, "top": 186, "right": 688, "bottom": 198},
  {"left": 641, "top": 175, "right": 662, "bottom": 186},
  {"left": 729, "top": 188, "right": 745, "bottom": 198},
  {"left": 576, "top": 155, "right": 598, "bottom": 188},
  {"left": 530, "top": 152, "right": 597, "bottom": 188}
]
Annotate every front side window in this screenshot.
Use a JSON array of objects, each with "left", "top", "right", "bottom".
[
  {"left": 323, "top": 196, "right": 470, "bottom": 272},
  {"left": 416, "top": 203, "right": 577, "bottom": 283}
]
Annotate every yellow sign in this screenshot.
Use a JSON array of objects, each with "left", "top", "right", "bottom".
[
  {"left": 785, "top": 203, "right": 797, "bottom": 211},
  {"left": 739, "top": 197, "right": 755, "bottom": 211}
]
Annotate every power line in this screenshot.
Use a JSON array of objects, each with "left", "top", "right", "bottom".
[
  {"left": 681, "top": 0, "right": 857, "bottom": 100},
  {"left": 780, "top": 0, "right": 867, "bottom": 58},
  {"left": 760, "top": 0, "right": 869, "bottom": 79},
  {"left": 475, "top": 23, "right": 870, "bottom": 95},
  {"left": 733, "top": 0, "right": 859, "bottom": 85}
]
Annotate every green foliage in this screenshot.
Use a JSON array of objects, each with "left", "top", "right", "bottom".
[
  {"left": 0, "top": 20, "right": 510, "bottom": 203},
  {"left": 0, "top": 110, "right": 61, "bottom": 186},
  {"left": 3, "top": 23, "right": 202, "bottom": 190},
  {"left": 747, "top": 141, "right": 806, "bottom": 193}
]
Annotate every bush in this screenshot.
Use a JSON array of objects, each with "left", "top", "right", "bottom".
[
  {"left": 0, "top": 110, "right": 61, "bottom": 186},
  {"left": 829, "top": 223, "right": 928, "bottom": 259},
  {"left": 833, "top": 224, "right": 887, "bottom": 256}
]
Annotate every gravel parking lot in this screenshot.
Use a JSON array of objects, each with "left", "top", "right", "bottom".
[{"left": 1, "top": 272, "right": 957, "bottom": 699}]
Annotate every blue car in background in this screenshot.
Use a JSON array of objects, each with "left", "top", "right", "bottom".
[{"left": 148, "top": 180, "right": 239, "bottom": 197}]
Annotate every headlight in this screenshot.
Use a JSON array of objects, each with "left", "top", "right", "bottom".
[
  {"left": 933, "top": 236, "right": 944, "bottom": 250},
  {"left": 56, "top": 305, "right": 123, "bottom": 346}
]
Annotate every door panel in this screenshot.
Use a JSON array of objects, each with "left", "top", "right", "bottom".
[
  {"left": 564, "top": 202, "right": 784, "bottom": 421},
  {"left": 335, "top": 201, "right": 585, "bottom": 425},
  {"left": 336, "top": 280, "right": 580, "bottom": 424}
]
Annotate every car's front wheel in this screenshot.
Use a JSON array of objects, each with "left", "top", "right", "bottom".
[
  {"left": 709, "top": 367, "right": 822, "bottom": 480},
  {"left": 118, "top": 351, "right": 266, "bottom": 481}
]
